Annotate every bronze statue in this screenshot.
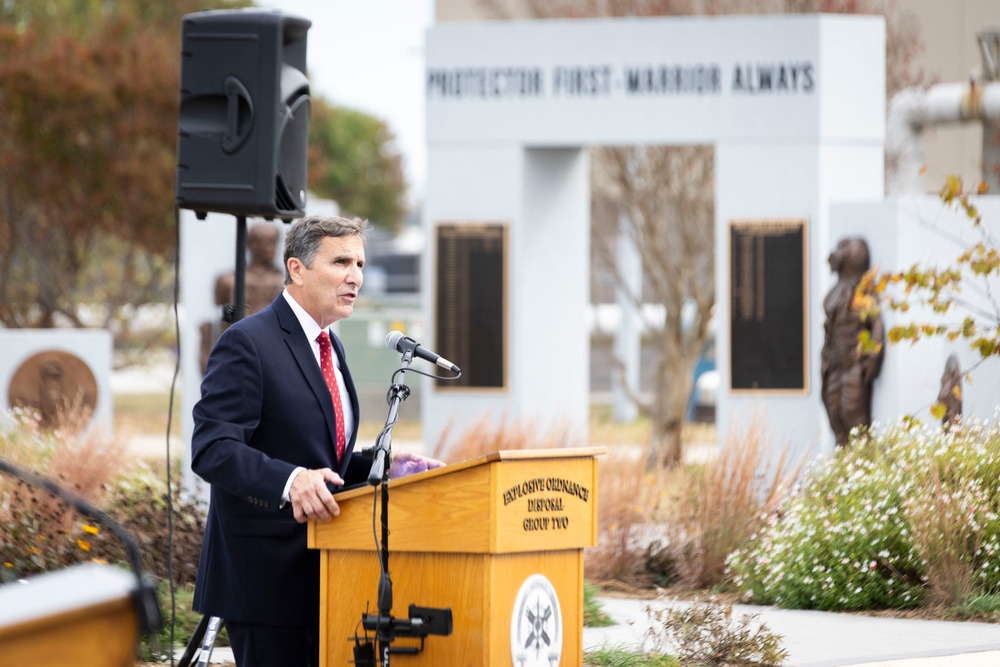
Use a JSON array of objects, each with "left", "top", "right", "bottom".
[
  {"left": 937, "top": 353, "right": 962, "bottom": 428},
  {"left": 821, "top": 237, "right": 885, "bottom": 447},
  {"left": 199, "top": 223, "right": 285, "bottom": 374}
]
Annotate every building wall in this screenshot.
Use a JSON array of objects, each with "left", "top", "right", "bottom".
[
  {"left": 908, "top": 0, "right": 1000, "bottom": 191},
  {"left": 435, "top": 0, "right": 1000, "bottom": 191}
]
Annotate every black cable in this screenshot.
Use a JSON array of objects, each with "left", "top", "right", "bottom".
[
  {"left": 371, "top": 484, "right": 380, "bottom": 562},
  {"left": 0, "top": 457, "right": 163, "bottom": 635},
  {"left": 389, "top": 366, "right": 462, "bottom": 386},
  {"left": 370, "top": 485, "right": 382, "bottom": 658},
  {"left": 167, "top": 204, "right": 183, "bottom": 666},
  {"left": 370, "top": 374, "right": 405, "bottom": 664}
]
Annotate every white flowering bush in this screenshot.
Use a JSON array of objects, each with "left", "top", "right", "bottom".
[{"left": 726, "top": 419, "right": 1000, "bottom": 611}]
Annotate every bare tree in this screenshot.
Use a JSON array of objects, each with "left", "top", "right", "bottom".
[{"left": 593, "top": 146, "right": 715, "bottom": 467}]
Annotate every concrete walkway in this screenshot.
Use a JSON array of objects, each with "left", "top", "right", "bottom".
[{"left": 584, "top": 596, "right": 1000, "bottom": 667}]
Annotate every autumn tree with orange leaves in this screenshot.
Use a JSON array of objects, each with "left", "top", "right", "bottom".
[
  {"left": 0, "top": 1, "right": 407, "bottom": 364},
  {"left": 0, "top": 1, "right": 246, "bottom": 349}
]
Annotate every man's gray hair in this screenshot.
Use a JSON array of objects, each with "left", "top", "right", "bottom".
[{"left": 283, "top": 215, "right": 371, "bottom": 285}]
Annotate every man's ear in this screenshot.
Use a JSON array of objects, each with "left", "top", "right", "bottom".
[{"left": 286, "top": 257, "right": 304, "bottom": 285}]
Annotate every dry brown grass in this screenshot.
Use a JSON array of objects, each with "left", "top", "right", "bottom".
[
  {"left": 428, "top": 412, "right": 786, "bottom": 589},
  {"left": 2, "top": 400, "right": 127, "bottom": 503},
  {"left": 658, "top": 415, "right": 802, "bottom": 591},
  {"left": 587, "top": 447, "right": 677, "bottom": 584},
  {"left": 429, "top": 414, "right": 585, "bottom": 463},
  {"left": 1, "top": 403, "right": 129, "bottom": 579},
  {"left": 429, "top": 413, "right": 681, "bottom": 584},
  {"left": 49, "top": 427, "right": 129, "bottom": 507},
  {"left": 904, "top": 464, "right": 982, "bottom": 607},
  {"left": 417, "top": 412, "right": 799, "bottom": 594}
]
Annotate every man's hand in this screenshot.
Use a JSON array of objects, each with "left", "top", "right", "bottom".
[
  {"left": 289, "top": 468, "right": 344, "bottom": 524},
  {"left": 388, "top": 451, "right": 445, "bottom": 480}
]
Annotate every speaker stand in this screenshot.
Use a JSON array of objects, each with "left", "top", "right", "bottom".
[
  {"left": 180, "top": 214, "right": 246, "bottom": 667},
  {"left": 232, "top": 215, "right": 247, "bottom": 323}
]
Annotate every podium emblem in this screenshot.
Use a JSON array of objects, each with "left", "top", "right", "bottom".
[{"left": 511, "top": 573, "right": 562, "bottom": 667}]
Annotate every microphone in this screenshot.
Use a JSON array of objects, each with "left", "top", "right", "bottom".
[{"left": 385, "top": 331, "right": 461, "bottom": 373}]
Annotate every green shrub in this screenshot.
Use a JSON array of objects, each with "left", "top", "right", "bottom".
[
  {"left": 103, "top": 462, "right": 206, "bottom": 586},
  {"left": 727, "top": 420, "right": 1000, "bottom": 611},
  {"left": 584, "top": 645, "right": 677, "bottom": 667},
  {"left": 955, "top": 593, "right": 1000, "bottom": 621},
  {"left": 584, "top": 580, "right": 615, "bottom": 627}
]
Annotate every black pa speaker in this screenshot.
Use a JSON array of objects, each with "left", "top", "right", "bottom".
[{"left": 175, "top": 9, "right": 311, "bottom": 220}]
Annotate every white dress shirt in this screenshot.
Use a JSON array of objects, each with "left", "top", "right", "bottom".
[{"left": 279, "top": 289, "right": 355, "bottom": 504}]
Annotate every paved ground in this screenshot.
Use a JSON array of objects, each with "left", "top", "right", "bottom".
[
  {"left": 178, "top": 595, "right": 1000, "bottom": 666},
  {"left": 584, "top": 596, "right": 1000, "bottom": 667}
]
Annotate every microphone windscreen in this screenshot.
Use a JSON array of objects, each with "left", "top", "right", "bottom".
[{"left": 385, "top": 330, "right": 405, "bottom": 352}]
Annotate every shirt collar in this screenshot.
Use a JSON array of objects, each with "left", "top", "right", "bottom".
[{"left": 282, "top": 289, "right": 325, "bottom": 343}]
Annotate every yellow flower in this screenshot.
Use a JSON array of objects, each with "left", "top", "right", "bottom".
[
  {"left": 76, "top": 539, "right": 91, "bottom": 552},
  {"left": 28, "top": 547, "right": 41, "bottom": 555},
  {"left": 82, "top": 524, "right": 99, "bottom": 536},
  {"left": 3, "top": 562, "right": 12, "bottom": 568},
  {"left": 90, "top": 558, "right": 108, "bottom": 566}
]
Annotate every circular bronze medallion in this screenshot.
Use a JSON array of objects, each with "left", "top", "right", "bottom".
[{"left": 8, "top": 350, "right": 98, "bottom": 428}]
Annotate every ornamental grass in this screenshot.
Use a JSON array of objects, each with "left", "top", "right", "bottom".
[
  {"left": 1, "top": 405, "right": 128, "bottom": 581},
  {"left": 431, "top": 413, "right": 670, "bottom": 584},
  {"left": 655, "top": 416, "right": 802, "bottom": 591}
]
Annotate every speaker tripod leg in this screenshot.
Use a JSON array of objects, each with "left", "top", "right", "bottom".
[{"left": 177, "top": 615, "right": 224, "bottom": 667}]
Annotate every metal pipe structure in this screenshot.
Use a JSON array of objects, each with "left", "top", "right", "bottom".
[
  {"left": 887, "top": 81, "right": 1000, "bottom": 194},
  {"left": 887, "top": 30, "right": 1000, "bottom": 195}
]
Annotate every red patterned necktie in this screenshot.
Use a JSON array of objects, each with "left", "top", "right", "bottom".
[{"left": 317, "top": 331, "right": 346, "bottom": 460}]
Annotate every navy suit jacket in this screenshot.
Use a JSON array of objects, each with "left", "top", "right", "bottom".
[{"left": 191, "top": 294, "right": 369, "bottom": 625}]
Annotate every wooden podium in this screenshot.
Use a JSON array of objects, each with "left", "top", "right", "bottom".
[
  {"left": 0, "top": 563, "right": 140, "bottom": 667},
  {"left": 309, "top": 447, "right": 605, "bottom": 666}
]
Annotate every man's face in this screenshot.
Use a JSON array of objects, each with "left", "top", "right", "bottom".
[{"left": 288, "top": 235, "right": 365, "bottom": 327}]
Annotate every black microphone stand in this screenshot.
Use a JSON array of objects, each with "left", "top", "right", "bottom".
[
  {"left": 366, "top": 349, "right": 409, "bottom": 667},
  {"left": 360, "top": 351, "right": 451, "bottom": 666},
  {"left": 367, "top": 348, "right": 411, "bottom": 486}
]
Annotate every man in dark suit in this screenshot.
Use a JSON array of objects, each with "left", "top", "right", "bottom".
[{"left": 191, "top": 215, "right": 441, "bottom": 667}]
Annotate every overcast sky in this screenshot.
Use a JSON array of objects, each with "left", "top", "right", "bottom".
[{"left": 261, "top": 0, "right": 434, "bottom": 206}]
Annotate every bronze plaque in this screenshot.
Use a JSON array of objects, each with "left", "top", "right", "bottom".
[
  {"left": 8, "top": 350, "right": 98, "bottom": 427},
  {"left": 434, "top": 223, "right": 507, "bottom": 389},
  {"left": 729, "top": 219, "right": 808, "bottom": 392}
]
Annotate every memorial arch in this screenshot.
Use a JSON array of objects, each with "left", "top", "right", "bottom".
[{"left": 421, "top": 14, "right": 886, "bottom": 457}]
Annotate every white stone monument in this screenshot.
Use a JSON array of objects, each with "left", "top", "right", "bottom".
[
  {"left": 423, "top": 14, "right": 886, "bottom": 458},
  {"left": 0, "top": 329, "right": 112, "bottom": 431}
]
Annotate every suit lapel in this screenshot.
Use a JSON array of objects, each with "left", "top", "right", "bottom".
[{"left": 272, "top": 296, "right": 341, "bottom": 458}]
